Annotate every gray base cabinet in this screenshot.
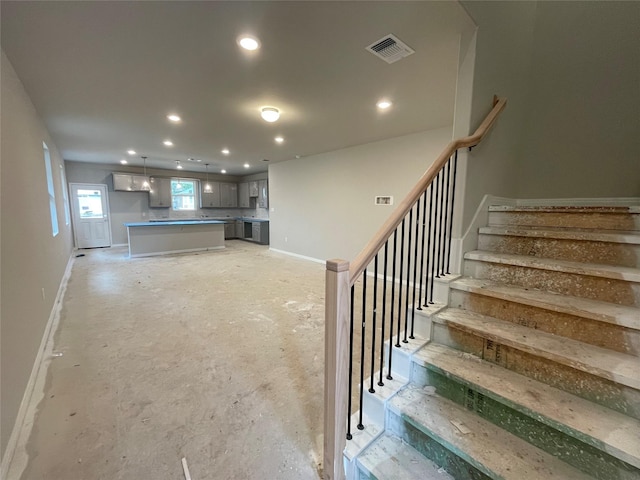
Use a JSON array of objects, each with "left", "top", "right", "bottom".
[{"left": 224, "top": 222, "right": 236, "bottom": 239}]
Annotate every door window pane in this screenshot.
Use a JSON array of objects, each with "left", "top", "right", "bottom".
[{"left": 77, "top": 189, "right": 103, "bottom": 218}]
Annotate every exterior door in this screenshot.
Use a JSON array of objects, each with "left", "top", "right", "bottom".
[{"left": 70, "top": 183, "right": 112, "bottom": 248}]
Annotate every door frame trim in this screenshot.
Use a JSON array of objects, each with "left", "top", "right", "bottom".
[{"left": 69, "top": 183, "right": 112, "bottom": 248}]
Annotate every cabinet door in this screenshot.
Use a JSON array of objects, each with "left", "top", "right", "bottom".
[
  {"left": 258, "top": 180, "right": 268, "bottom": 208},
  {"left": 200, "top": 182, "right": 221, "bottom": 208},
  {"left": 220, "top": 183, "right": 238, "bottom": 207},
  {"left": 236, "top": 221, "right": 244, "bottom": 238},
  {"left": 249, "top": 181, "right": 259, "bottom": 197},
  {"left": 224, "top": 223, "right": 235, "bottom": 239},
  {"left": 149, "top": 177, "right": 171, "bottom": 207},
  {"left": 130, "top": 175, "right": 150, "bottom": 191},
  {"left": 113, "top": 173, "right": 133, "bottom": 191},
  {"left": 238, "top": 182, "right": 250, "bottom": 208}
]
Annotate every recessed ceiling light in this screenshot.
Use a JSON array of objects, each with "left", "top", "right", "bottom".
[
  {"left": 275, "top": 136, "right": 284, "bottom": 143},
  {"left": 295, "top": 155, "right": 301, "bottom": 159},
  {"left": 120, "top": 159, "right": 128, "bottom": 164},
  {"left": 221, "top": 169, "right": 227, "bottom": 174},
  {"left": 377, "top": 100, "right": 392, "bottom": 110},
  {"left": 196, "top": 159, "right": 202, "bottom": 162},
  {"left": 167, "top": 114, "right": 181, "bottom": 123},
  {"left": 261, "top": 107, "right": 280, "bottom": 122},
  {"left": 163, "top": 140, "right": 174, "bottom": 147},
  {"left": 244, "top": 163, "right": 250, "bottom": 169},
  {"left": 127, "top": 149, "right": 136, "bottom": 155},
  {"left": 221, "top": 148, "right": 230, "bottom": 155},
  {"left": 238, "top": 35, "right": 260, "bottom": 51}
]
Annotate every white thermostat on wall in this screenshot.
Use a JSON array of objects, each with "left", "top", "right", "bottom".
[{"left": 375, "top": 196, "right": 393, "bottom": 205}]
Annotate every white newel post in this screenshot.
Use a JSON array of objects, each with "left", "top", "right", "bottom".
[{"left": 323, "top": 259, "right": 350, "bottom": 480}]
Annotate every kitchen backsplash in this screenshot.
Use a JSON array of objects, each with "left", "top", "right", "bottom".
[{"left": 147, "top": 205, "right": 269, "bottom": 221}]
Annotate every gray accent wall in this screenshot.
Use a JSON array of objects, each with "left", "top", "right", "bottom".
[
  {"left": 1, "top": 52, "right": 74, "bottom": 458},
  {"left": 269, "top": 127, "right": 452, "bottom": 261}
]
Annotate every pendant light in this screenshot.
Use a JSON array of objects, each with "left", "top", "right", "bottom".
[
  {"left": 141, "top": 156, "right": 150, "bottom": 190},
  {"left": 204, "top": 164, "right": 212, "bottom": 193}
]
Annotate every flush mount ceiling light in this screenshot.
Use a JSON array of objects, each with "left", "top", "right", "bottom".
[
  {"left": 243, "top": 163, "right": 250, "bottom": 169},
  {"left": 176, "top": 160, "right": 183, "bottom": 170},
  {"left": 167, "top": 114, "right": 181, "bottom": 123},
  {"left": 221, "top": 169, "right": 227, "bottom": 174},
  {"left": 127, "top": 149, "right": 136, "bottom": 155},
  {"left": 163, "top": 139, "right": 174, "bottom": 147},
  {"left": 238, "top": 35, "right": 260, "bottom": 51},
  {"left": 275, "top": 136, "right": 284, "bottom": 143},
  {"left": 120, "top": 159, "right": 128, "bottom": 165},
  {"left": 221, "top": 148, "right": 230, "bottom": 155},
  {"left": 377, "top": 100, "right": 392, "bottom": 110},
  {"left": 260, "top": 107, "right": 280, "bottom": 123}
]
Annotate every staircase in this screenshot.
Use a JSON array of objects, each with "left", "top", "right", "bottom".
[{"left": 354, "top": 205, "right": 640, "bottom": 479}]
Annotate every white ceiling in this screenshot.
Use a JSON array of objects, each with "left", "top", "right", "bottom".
[{"left": 1, "top": 1, "right": 473, "bottom": 175}]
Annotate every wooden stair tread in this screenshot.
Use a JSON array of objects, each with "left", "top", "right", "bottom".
[
  {"left": 389, "top": 386, "right": 593, "bottom": 479},
  {"left": 489, "top": 205, "right": 640, "bottom": 214},
  {"left": 450, "top": 277, "right": 640, "bottom": 331},
  {"left": 479, "top": 226, "right": 640, "bottom": 244},
  {"left": 414, "top": 343, "right": 640, "bottom": 469},
  {"left": 464, "top": 250, "right": 640, "bottom": 282},
  {"left": 357, "top": 433, "right": 454, "bottom": 480},
  {"left": 435, "top": 308, "right": 640, "bottom": 390}
]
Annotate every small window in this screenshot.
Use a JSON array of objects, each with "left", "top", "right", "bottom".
[
  {"left": 171, "top": 179, "right": 197, "bottom": 211},
  {"left": 43, "top": 143, "right": 59, "bottom": 236}
]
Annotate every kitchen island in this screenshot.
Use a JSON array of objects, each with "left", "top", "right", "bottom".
[{"left": 125, "top": 220, "right": 225, "bottom": 258}]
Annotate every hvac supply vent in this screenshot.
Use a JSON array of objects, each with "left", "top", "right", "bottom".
[
  {"left": 366, "top": 34, "right": 414, "bottom": 64},
  {"left": 375, "top": 196, "right": 394, "bottom": 206}
]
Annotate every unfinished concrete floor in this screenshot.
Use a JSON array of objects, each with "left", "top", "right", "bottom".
[{"left": 13, "top": 241, "right": 327, "bottom": 479}]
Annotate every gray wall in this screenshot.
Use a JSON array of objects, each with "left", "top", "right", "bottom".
[
  {"left": 457, "top": 1, "right": 640, "bottom": 236},
  {"left": 64, "top": 162, "right": 267, "bottom": 245},
  {"left": 516, "top": 1, "right": 640, "bottom": 198},
  {"left": 1, "top": 52, "right": 74, "bottom": 458},
  {"left": 269, "top": 127, "right": 452, "bottom": 261}
]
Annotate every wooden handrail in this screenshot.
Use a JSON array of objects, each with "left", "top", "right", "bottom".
[{"left": 349, "top": 96, "right": 507, "bottom": 283}]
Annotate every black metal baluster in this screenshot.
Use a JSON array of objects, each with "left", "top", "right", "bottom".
[
  {"left": 346, "top": 285, "right": 355, "bottom": 440},
  {"left": 410, "top": 200, "right": 420, "bottom": 339},
  {"left": 424, "top": 184, "right": 434, "bottom": 306},
  {"left": 417, "top": 191, "right": 428, "bottom": 311},
  {"left": 429, "top": 175, "right": 438, "bottom": 303},
  {"left": 442, "top": 159, "right": 451, "bottom": 276},
  {"left": 403, "top": 209, "right": 412, "bottom": 343},
  {"left": 389, "top": 228, "right": 400, "bottom": 348},
  {"left": 438, "top": 164, "right": 447, "bottom": 276},
  {"left": 446, "top": 151, "right": 459, "bottom": 274},
  {"left": 369, "top": 255, "right": 378, "bottom": 394},
  {"left": 435, "top": 172, "right": 444, "bottom": 278},
  {"left": 357, "top": 270, "right": 367, "bottom": 430},
  {"left": 378, "top": 242, "right": 388, "bottom": 386},
  {"left": 388, "top": 230, "right": 398, "bottom": 374},
  {"left": 396, "top": 220, "right": 405, "bottom": 346}
]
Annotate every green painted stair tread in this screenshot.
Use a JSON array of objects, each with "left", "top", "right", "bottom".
[
  {"left": 389, "top": 386, "right": 593, "bottom": 480},
  {"left": 357, "top": 433, "right": 455, "bottom": 480},
  {"left": 479, "top": 226, "right": 640, "bottom": 244},
  {"left": 414, "top": 342, "right": 640, "bottom": 469},
  {"left": 464, "top": 251, "right": 640, "bottom": 283},
  {"left": 450, "top": 277, "right": 640, "bottom": 331},
  {"left": 434, "top": 308, "right": 640, "bottom": 390}
]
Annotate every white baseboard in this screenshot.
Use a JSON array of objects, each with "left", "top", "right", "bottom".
[
  {"left": 1, "top": 255, "right": 75, "bottom": 480},
  {"left": 268, "top": 248, "right": 326, "bottom": 266}
]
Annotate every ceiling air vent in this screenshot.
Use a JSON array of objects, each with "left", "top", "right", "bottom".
[{"left": 366, "top": 34, "right": 414, "bottom": 64}]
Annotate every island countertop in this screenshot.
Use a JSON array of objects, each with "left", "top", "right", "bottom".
[{"left": 125, "top": 220, "right": 225, "bottom": 227}]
